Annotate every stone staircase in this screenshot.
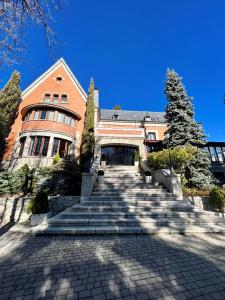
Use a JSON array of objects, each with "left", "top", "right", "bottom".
[{"left": 33, "top": 166, "right": 225, "bottom": 235}]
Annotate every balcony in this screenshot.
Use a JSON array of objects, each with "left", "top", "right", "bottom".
[{"left": 21, "top": 120, "right": 76, "bottom": 138}]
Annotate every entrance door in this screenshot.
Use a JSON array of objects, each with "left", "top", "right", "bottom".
[{"left": 101, "top": 145, "right": 137, "bottom": 165}]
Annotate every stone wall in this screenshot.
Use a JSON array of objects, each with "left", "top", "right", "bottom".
[
  {"left": 0, "top": 195, "right": 30, "bottom": 223},
  {"left": 48, "top": 196, "right": 80, "bottom": 212},
  {"left": 186, "top": 196, "right": 210, "bottom": 211}
]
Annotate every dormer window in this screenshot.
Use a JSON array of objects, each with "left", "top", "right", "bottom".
[
  {"left": 144, "top": 115, "right": 150, "bottom": 121},
  {"left": 61, "top": 94, "right": 68, "bottom": 103},
  {"left": 43, "top": 93, "right": 51, "bottom": 102},
  {"left": 112, "top": 113, "right": 119, "bottom": 120},
  {"left": 53, "top": 94, "right": 59, "bottom": 102}
]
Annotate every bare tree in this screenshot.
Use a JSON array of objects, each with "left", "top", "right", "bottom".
[{"left": 0, "top": 0, "right": 64, "bottom": 66}]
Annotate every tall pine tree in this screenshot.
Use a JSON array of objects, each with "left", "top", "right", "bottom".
[
  {"left": 80, "top": 78, "right": 95, "bottom": 171},
  {"left": 0, "top": 71, "right": 21, "bottom": 162},
  {"left": 164, "top": 69, "right": 211, "bottom": 188}
]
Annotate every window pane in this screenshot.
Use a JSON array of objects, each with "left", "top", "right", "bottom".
[
  {"left": 57, "top": 112, "right": 64, "bottom": 123},
  {"left": 64, "top": 115, "right": 70, "bottom": 125},
  {"left": 34, "top": 137, "right": 42, "bottom": 155},
  {"left": 52, "top": 138, "right": 60, "bottom": 156},
  {"left": 42, "top": 137, "right": 49, "bottom": 156},
  {"left": 147, "top": 132, "right": 156, "bottom": 140},
  {"left": 19, "top": 138, "right": 26, "bottom": 157},
  {"left": 71, "top": 118, "right": 75, "bottom": 127},
  {"left": 48, "top": 111, "right": 55, "bottom": 121},
  {"left": 209, "top": 147, "right": 218, "bottom": 162},
  {"left": 34, "top": 111, "right": 39, "bottom": 120},
  {"left": 40, "top": 110, "right": 47, "bottom": 120},
  {"left": 43, "top": 94, "right": 51, "bottom": 102},
  {"left": 216, "top": 147, "right": 224, "bottom": 162},
  {"left": 61, "top": 95, "right": 67, "bottom": 103},
  {"left": 53, "top": 94, "right": 59, "bottom": 102}
]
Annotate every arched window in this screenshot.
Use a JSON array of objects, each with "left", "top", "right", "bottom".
[
  {"left": 43, "top": 93, "right": 51, "bottom": 102},
  {"left": 61, "top": 94, "right": 68, "bottom": 103},
  {"left": 53, "top": 94, "right": 59, "bottom": 102}
]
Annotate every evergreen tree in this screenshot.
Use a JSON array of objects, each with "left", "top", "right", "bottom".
[
  {"left": 0, "top": 71, "right": 21, "bottom": 162},
  {"left": 164, "top": 69, "right": 211, "bottom": 188},
  {"left": 80, "top": 78, "right": 95, "bottom": 171}
]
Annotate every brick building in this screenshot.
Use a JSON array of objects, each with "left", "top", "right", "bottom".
[
  {"left": 3, "top": 58, "right": 87, "bottom": 170},
  {"left": 2, "top": 59, "right": 225, "bottom": 183}
]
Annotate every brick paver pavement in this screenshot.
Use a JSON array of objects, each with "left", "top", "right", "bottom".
[{"left": 0, "top": 230, "right": 225, "bottom": 300}]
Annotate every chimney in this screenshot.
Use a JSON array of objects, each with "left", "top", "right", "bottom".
[{"left": 94, "top": 88, "right": 99, "bottom": 108}]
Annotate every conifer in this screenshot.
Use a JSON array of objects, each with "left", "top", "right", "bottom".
[
  {"left": 0, "top": 71, "right": 21, "bottom": 161},
  {"left": 164, "top": 69, "right": 211, "bottom": 188}
]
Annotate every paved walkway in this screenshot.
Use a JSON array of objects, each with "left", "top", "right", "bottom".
[{"left": 0, "top": 228, "right": 225, "bottom": 299}]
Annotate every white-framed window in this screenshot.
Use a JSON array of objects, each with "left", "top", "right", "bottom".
[
  {"left": 53, "top": 94, "right": 59, "bottom": 102},
  {"left": 61, "top": 94, "right": 68, "bottom": 103},
  {"left": 34, "top": 111, "right": 40, "bottom": 120},
  {"left": 43, "top": 93, "right": 51, "bottom": 102},
  {"left": 48, "top": 111, "right": 55, "bottom": 121},
  {"left": 147, "top": 132, "right": 156, "bottom": 140},
  {"left": 57, "top": 112, "right": 64, "bottom": 123}
]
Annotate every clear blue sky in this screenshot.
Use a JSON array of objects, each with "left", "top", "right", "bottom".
[{"left": 1, "top": 0, "right": 225, "bottom": 141}]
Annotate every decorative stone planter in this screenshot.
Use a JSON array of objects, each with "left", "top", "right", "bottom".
[
  {"left": 30, "top": 212, "right": 53, "bottom": 226},
  {"left": 145, "top": 176, "right": 152, "bottom": 183},
  {"left": 97, "top": 170, "right": 105, "bottom": 183},
  {"left": 98, "top": 175, "right": 105, "bottom": 183}
]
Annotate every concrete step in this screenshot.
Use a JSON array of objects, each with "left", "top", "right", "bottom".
[
  {"left": 89, "top": 195, "right": 177, "bottom": 201},
  {"left": 93, "top": 185, "right": 165, "bottom": 190},
  {"left": 48, "top": 216, "right": 225, "bottom": 227},
  {"left": 56, "top": 210, "right": 221, "bottom": 219},
  {"left": 82, "top": 199, "right": 182, "bottom": 205},
  {"left": 32, "top": 223, "right": 225, "bottom": 235},
  {"left": 70, "top": 205, "right": 193, "bottom": 212},
  {"left": 91, "top": 191, "right": 171, "bottom": 196}
]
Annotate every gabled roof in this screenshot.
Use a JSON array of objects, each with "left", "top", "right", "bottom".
[
  {"left": 100, "top": 109, "right": 165, "bottom": 123},
  {"left": 21, "top": 58, "right": 87, "bottom": 101}
]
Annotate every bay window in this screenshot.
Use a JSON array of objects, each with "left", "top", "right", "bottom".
[{"left": 28, "top": 136, "right": 50, "bottom": 156}]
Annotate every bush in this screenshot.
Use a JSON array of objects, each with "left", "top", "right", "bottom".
[
  {"left": 209, "top": 188, "right": 225, "bottom": 213},
  {"left": 147, "top": 146, "right": 196, "bottom": 173},
  {"left": 53, "top": 153, "right": 60, "bottom": 165},
  {"left": 134, "top": 151, "right": 140, "bottom": 162},
  {"left": 0, "top": 164, "right": 32, "bottom": 196},
  {"left": 26, "top": 189, "right": 49, "bottom": 214}
]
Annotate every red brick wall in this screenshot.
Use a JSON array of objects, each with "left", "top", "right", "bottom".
[{"left": 3, "top": 63, "right": 86, "bottom": 160}]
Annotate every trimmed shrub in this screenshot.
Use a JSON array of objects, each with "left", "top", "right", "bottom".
[
  {"left": 145, "top": 171, "right": 151, "bottom": 176},
  {"left": 53, "top": 153, "right": 60, "bottom": 165},
  {"left": 209, "top": 188, "right": 225, "bottom": 213},
  {"left": 26, "top": 189, "right": 49, "bottom": 214}
]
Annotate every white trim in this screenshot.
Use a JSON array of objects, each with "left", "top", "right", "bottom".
[
  {"left": 96, "top": 133, "right": 144, "bottom": 138},
  {"left": 98, "top": 121, "right": 167, "bottom": 127},
  {"left": 22, "top": 58, "right": 87, "bottom": 102},
  {"left": 96, "top": 127, "right": 143, "bottom": 132}
]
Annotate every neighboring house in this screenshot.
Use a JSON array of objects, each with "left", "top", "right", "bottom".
[
  {"left": 205, "top": 142, "right": 225, "bottom": 184},
  {"left": 2, "top": 58, "right": 88, "bottom": 170}
]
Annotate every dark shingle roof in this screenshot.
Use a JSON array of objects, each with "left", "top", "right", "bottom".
[{"left": 100, "top": 109, "right": 165, "bottom": 123}]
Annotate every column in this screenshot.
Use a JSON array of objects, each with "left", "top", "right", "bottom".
[{"left": 47, "top": 135, "right": 54, "bottom": 158}]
